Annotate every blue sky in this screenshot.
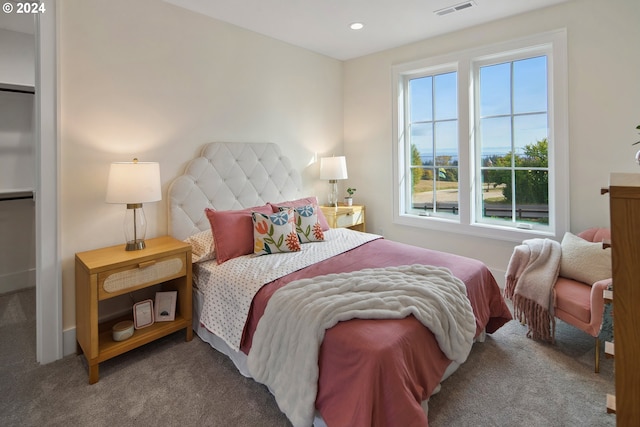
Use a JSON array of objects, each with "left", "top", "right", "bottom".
[{"left": 409, "top": 55, "right": 548, "bottom": 162}]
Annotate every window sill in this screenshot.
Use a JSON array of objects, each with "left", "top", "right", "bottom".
[{"left": 394, "top": 212, "right": 560, "bottom": 243}]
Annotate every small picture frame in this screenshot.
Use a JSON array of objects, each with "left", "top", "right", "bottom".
[
  {"left": 133, "top": 299, "right": 154, "bottom": 329},
  {"left": 154, "top": 291, "right": 177, "bottom": 322}
]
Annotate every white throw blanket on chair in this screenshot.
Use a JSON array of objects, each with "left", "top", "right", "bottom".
[
  {"left": 505, "top": 238, "right": 561, "bottom": 341},
  {"left": 247, "top": 264, "right": 476, "bottom": 427}
]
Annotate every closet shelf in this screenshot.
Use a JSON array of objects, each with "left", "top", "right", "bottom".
[
  {"left": 0, "top": 82, "right": 35, "bottom": 94},
  {"left": 0, "top": 190, "right": 34, "bottom": 202}
]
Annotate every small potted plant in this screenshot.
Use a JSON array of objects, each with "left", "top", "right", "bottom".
[{"left": 344, "top": 187, "right": 356, "bottom": 206}]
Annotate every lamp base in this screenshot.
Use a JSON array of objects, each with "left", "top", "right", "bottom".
[
  {"left": 327, "top": 179, "right": 338, "bottom": 208},
  {"left": 125, "top": 239, "right": 146, "bottom": 251},
  {"left": 123, "top": 203, "right": 147, "bottom": 251}
]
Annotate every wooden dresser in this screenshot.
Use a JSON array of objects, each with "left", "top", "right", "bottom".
[{"left": 606, "top": 173, "right": 640, "bottom": 425}]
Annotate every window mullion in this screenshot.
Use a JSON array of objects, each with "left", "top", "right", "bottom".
[
  {"left": 510, "top": 61, "right": 517, "bottom": 223},
  {"left": 458, "top": 59, "right": 471, "bottom": 226},
  {"left": 404, "top": 78, "right": 412, "bottom": 215},
  {"left": 431, "top": 75, "right": 437, "bottom": 214}
]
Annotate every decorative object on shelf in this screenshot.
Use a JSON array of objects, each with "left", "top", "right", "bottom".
[
  {"left": 154, "top": 291, "right": 177, "bottom": 322},
  {"left": 106, "top": 158, "right": 162, "bottom": 251},
  {"left": 112, "top": 320, "right": 134, "bottom": 342},
  {"left": 320, "top": 156, "right": 348, "bottom": 209},
  {"left": 345, "top": 187, "right": 356, "bottom": 206},
  {"left": 133, "top": 299, "right": 155, "bottom": 329}
]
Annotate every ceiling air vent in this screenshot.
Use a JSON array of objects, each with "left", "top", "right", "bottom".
[{"left": 434, "top": 1, "right": 476, "bottom": 16}]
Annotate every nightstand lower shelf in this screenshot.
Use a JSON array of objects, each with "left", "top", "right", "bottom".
[
  {"left": 80, "top": 314, "right": 192, "bottom": 384},
  {"left": 95, "top": 315, "right": 191, "bottom": 363}
]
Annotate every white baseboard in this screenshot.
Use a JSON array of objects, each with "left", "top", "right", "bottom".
[
  {"left": 63, "top": 327, "right": 76, "bottom": 357},
  {"left": 62, "top": 307, "right": 131, "bottom": 358},
  {"left": 0, "top": 269, "right": 36, "bottom": 294}
]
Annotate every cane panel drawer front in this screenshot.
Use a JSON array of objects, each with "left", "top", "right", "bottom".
[
  {"left": 336, "top": 207, "right": 364, "bottom": 228},
  {"left": 99, "top": 253, "right": 186, "bottom": 300},
  {"left": 320, "top": 205, "right": 366, "bottom": 232}
]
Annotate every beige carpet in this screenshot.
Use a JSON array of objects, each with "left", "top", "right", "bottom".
[{"left": 1, "top": 288, "right": 615, "bottom": 426}]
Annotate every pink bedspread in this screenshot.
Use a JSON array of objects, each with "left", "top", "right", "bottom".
[{"left": 240, "top": 238, "right": 511, "bottom": 427}]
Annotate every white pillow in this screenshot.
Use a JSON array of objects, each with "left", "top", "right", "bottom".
[
  {"left": 560, "top": 232, "right": 611, "bottom": 285},
  {"left": 184, "top": 229, "right": 215, "bottom": 263}
]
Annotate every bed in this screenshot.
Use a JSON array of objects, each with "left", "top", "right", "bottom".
[{"left": 168, "top": 142, "right": 512, "bottom": 427}]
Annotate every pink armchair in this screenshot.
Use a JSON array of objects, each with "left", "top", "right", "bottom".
[{"left": 553, "top": 227, "right": 612, "bottom": 373}]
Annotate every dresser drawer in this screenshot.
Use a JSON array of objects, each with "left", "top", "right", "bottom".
[
  {"left": 98, "top": 253, "right": 186, "bottom": 299},
  {"left": 336, "top": 208, "right": 364, "bottom": 228}
]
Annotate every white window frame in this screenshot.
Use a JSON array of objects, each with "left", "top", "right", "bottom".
[
  {"left": 404, "top": 63, "right": 460, "bottom": 220},
  {"left": 392, "top": 29, "right": 569, "bottom": 243}
]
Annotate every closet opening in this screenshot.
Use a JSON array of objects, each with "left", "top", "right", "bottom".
[{"left": 0, "top": 12, "right": 37, "bottom": 362}]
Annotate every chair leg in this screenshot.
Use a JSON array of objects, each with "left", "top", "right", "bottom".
[{"left": 595, "top": 337, "right": 600, "bottom": 374}]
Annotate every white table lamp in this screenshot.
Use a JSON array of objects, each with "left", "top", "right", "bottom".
[
  {"left": 320, "top": 156, "right": 348, "bottom": 208},
  {"left": 106, "top": 159, "right": 161, "bottom": 251}
]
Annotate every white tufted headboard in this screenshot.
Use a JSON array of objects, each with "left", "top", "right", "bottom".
[{"left": 168, "top": 142, "right": 303, "bottom": 241}]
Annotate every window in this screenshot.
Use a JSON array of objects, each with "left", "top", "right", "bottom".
[
  {"left": 477, "top": 55, "right": 549, "bottom": 227},
  {"left": 392, "top": 30, "right": 568, "bottom": 242},
  {"left": 408, "top": 70, "right": 459, "bottom": 218}
]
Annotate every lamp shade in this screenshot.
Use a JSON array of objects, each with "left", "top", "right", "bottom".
[
  {"left": 106, "top": 161, "right": 162, "bottom": 204},
  {"left": 320, "top": 156, "right": 348, "bottom": 180}
]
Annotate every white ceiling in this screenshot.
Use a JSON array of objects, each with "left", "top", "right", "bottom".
[
  {"left": 0, "top": 0, "right": 571, "bottom": 59},
  {"left": 164, "top": 0, "right": 570, "bottom": 60}
]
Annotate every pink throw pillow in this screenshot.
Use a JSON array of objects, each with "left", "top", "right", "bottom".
[
  {"left": 205, "top": 204, "right": 274, "bottom": 264},
  {"left": 270, "top": 196, "right": 330, "bottom": 231}
]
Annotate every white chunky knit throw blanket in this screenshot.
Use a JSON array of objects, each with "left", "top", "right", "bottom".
[{"left": 247, "top": 264, "right": 476, "bottom": 427}]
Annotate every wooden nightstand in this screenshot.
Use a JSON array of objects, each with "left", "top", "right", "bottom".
[
  {"left": 320, "top": 204, "right": 366, "bottom": 232},
  {"left": 75, "top": 236, "right": 192, "bottom": 384}
]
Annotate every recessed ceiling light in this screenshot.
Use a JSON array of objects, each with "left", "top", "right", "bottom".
[{"left": 350, "top": 22, "right": 364, "bottom": 30}]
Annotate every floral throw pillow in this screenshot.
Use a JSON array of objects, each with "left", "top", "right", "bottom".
[
  {"left": 269, "top": 196, "right": 330, "bottom": 231},
  {"left": 252, "top": 208, "right": 301, "bottom": 255},
  {"left": 280, "top": 205, "right": 325, "bottom": 243}
]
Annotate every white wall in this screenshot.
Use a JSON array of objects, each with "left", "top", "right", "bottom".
[
  {"left": 0, "top": 198, "right": 35, "bottom": 293},
  {"left": 343, "top": 0, "right": 640, "bottom": 280},
  {"left": 0, "top": 91, "right": 34, "bottom": 191},
  {"left": 0, "top": 28, "right": 35, "bottom": 87},
  {"left": 59, "top": 0, "right": 343, "bottom": 330},
  {"left": 0, "top": 29, "right": 36, "bottom": 194}
]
